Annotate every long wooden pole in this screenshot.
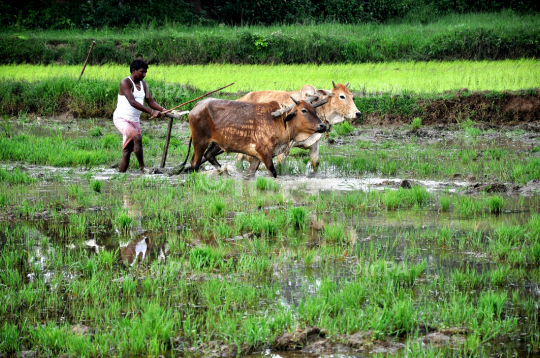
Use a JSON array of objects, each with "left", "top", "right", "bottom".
[
  {"left": 150, "top": 82, "right": 234, "bottom": 120},
  {"left": 78, "top": 41, "right": 96, "bottom": 80},
  {"left": 159, "top": 82, "right": 234, "bottom": 168}
]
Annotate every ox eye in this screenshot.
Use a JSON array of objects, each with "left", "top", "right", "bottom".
[
  {"left": 340, "top": 95, "right": 346, "bottom": 100},
  {"left": 301, "top": 109, "right": 307, "bottom": 114}
]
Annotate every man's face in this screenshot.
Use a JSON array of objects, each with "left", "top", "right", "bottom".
[{"left": 132, "top": 67, "right": 147, "bottom": 81}]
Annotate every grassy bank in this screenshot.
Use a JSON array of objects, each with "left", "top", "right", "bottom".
[
  {"left": 1, "top": 12, "right": 539, "bottom": 64},
  {"left": 1, "top": 61, "right": 539, "bottom": 122},
  {"left": 3, "top": 60, "right": 539, "bottom": 93}
]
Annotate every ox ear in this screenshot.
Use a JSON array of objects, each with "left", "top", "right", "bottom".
[
  {"left": 316, "top": 89, "right": 332, "bottom": 97},
  {"left": 284, "top": 111, "right": 296, "bottom": 123}
]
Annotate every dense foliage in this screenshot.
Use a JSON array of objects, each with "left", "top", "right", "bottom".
[
  {"left": 1, "top": 12, "right": 539, "bottom": 65},
  {"left": 1, "top": 0, "right": 538, "bottom": 28}
]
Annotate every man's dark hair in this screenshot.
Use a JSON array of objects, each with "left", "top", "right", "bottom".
[{"left": 130, "top": 59, "right": 148, "bottom": 73}]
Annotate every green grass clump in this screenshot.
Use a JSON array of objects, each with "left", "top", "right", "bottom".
[
  {"left": 209, "top": 198, "right": 226, "bottom": 217},
  {"left": 89, "top": 126, "right": 103, "bottom": 137},
  {"left": 411, "top": 117, "right": 422, "bottom": 130},
  {"left": 454, "top": 196, "right": 484, "bottom": 216},
  {"left": 289, "top": 207, "right": 307, "bottom": 229},
  {"left": 439, "top": 195, "right": 450, "bottom": 212},
  {"left": 0, "top": 323, "right": 19, "bottom": 354},
  {"left": 115, "top": 212, "right": 133, "bottom": 231},
  {"left": 0, "top": 168, "right": 36, "bottom": 185},
  {"left": 487, "top": 195, "right": 505, "bottom": 213},
  {"left": 0, "top": 193, "right": 7, "bottom": 207},
  {"left": 189, "top": 246, "right": 222, "bottom": 271},
  {"left": 380, "top": 186, "right": 430, "bottom": 210},
  {"left": 333, "top": 121, "right": 355, "bottom": 136},
  {"left": 91, "top": 180, "right": 102, "bottom": 193},
  {"left": 256, "top": 177, "right": 278, "bottom": 191},
  {"left": 324, "top": 223, "right": 346, "bottom": 244}
]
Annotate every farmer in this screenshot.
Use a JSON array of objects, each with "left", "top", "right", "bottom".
[{"left": 113, "top": 59, "right": 167, "bottom": 173}]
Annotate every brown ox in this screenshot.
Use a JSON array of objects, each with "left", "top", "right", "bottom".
[
  {"left": 237, "top": 81, "right": 361, "bottom": 170},
  {"left": 185, "top": 97, "right": 328, "bottom": 178}
]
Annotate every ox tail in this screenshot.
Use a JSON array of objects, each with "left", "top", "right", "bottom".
[{"left": 177, "top": 136, "right": 192, "bottom": 171}]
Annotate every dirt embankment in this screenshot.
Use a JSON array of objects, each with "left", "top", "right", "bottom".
[{"left": 364, "top": 90, "right": 540, "bottom": 128}]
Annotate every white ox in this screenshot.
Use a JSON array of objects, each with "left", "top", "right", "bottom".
[{"left": 236, "top": 81, "right": 361, "bottom": 170}]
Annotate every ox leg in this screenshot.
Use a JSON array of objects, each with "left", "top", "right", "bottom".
[
  {"left": 261, "top": 156, "right": 277, "bottom": 178},
  {"left": 191, "top": 141, "right": 209, "bottom": 172},
  {"left": 247, "top": 158, "right": 261, "bottom": 177},
  {"left": 203, "top": 143, "right": 224, "bottom": 169},
  {"left": 309, "top": 142, "right": 320, "bottom": 171}
]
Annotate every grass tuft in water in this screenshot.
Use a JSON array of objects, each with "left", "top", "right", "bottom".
[
  {"left": 439, "top": 195, "right": 450, "bottom": 212},
  {"left": 189, "top": 246, "right": 222, "bottom": 271},
  {"left": 487, "top": 195, "right": 505, "bottom": 213},
  {"left": 256, "top": 177, "right": 278, "bottom": 191},
  {"left": 115, "top": 211, "right": 133, "bottom": 232},
  {"left": 89, "top": 126, "right": 103, "bottom": 137},
  {"left": 91, "top": 180, "right": 102, "bottom": 193},
  {"left": 289, "top": 207, "right": 307, "bottom": 229},
  {"left": 333, "top": 121, "right": 355, "bottom": 136}
]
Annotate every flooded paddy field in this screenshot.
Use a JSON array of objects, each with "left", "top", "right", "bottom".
[{"left": 1, "top": 117, "right": 540, "bottom": 358}]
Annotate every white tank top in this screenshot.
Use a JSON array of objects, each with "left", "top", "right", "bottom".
[{"left": 113, "top": 77, "right": 146, "bottom": 122}]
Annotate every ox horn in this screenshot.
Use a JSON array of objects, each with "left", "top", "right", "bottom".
[
  {"left": 332, "top": 80, "right": 337, "bottom": 88},
  {"left": 345, "top": 81, "right": 349, "bottom": 87},
  {"left": 271, "top": 103, "right": 295, "bottom": 117},
  {"left": 311, "top": 98, "right": 328, "bottom": 109},
  {"left": 305, "top": 95, "right": 319, "bottom": 103},
  {"left": 290, "top": 96, "right": 299, "bottom": 104}
]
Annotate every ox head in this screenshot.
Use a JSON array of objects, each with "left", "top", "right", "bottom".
[
  {"left": 308, "top": 81, "right": 362, "bottom": 125},
  {"left": 272, "top": 97, "right": 328, "bottom": 143}
]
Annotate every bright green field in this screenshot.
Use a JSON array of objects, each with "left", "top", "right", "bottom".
[{"left": 2, "top": 59, "right": 538, "bottom": 94}]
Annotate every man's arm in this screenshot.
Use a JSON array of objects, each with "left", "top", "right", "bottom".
[
  {"left": 143, "top": 81, "right": 167, "bottom": 114},
  {"left": 119, "top": 79, "right": 161, "bottom": 117}
]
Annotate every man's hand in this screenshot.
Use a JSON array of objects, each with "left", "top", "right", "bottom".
[{"left": 151, "top": 110, "right": 165, "bottom": 118}]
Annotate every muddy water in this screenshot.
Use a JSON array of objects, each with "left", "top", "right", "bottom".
[
  {"left": 5, "top": 171, "right": 540, "bottom": 356},
  {"left": 3, "top": 119, "right": 540, "bottom": 357}
]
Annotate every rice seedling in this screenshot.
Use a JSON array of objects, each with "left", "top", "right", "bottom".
[
  {"left": 381, "top": 190, "right": 400, "bottom": 210},
  {"left": 411, "top": 117, "right": 422, "bottom": 130},
  {"left": 89, "top": 126, "right": 103, "bottom": 137},
  {"left": 451, "top": 266, "right": 483, "bottom": 290},
  {"left": 122, "top": 275, "right": 137, "bottom": 296},
  {"left": 490, "top": 265, "right": 511, "bottom": 286},
  {"left": 115, "top": 211, "right": 133, "bottom": 232},
  {"left": 189, "top": 246, "right": 222, "bottom": 271},
  {"left": 324, "top": 223, "right": 346, "bottom": 244},
  {"left": 289, "top": 207, "right": 307, "bottom": 229},
  {"left": 0, "top": 167, "right": 36, "bottom": 185},
  {"left": 209, "top": 197, "right": 226, "bottom": 217},
  {"left": 214, "top": 221, "right": 233, "bottom": 239},
  {"left": 256, "top": 177, "right": 278, "bottom": 191},
  {"left": 98, "top": 248, "right": 117, "bottom": 270},
  {"left": 333, "top": 121, "right": 355, "bottom": 136},
  {"left": 486, "top": 195, "right": 505, "bottom": 213},
  {"left": 1, "top": 115, "right": 11, "bottom": 139},
  {"left": 439, "top": 195, "right": 450, "bottom": 212},
  {"left": 454, "top": 196, "right": 484, "bottom": 217}
]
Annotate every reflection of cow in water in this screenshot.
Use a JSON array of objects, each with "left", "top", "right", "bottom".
[{"left": 120, "top": 237, "right": 153, "bottom": 266}]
